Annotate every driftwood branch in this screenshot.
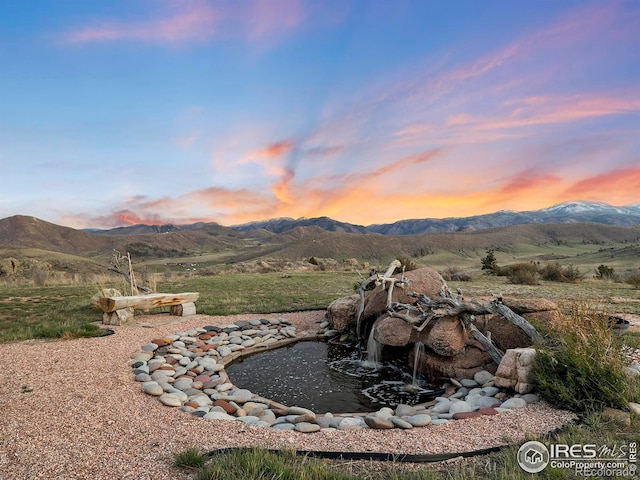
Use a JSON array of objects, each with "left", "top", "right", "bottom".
[
  {"left": 458, "top": 312, "right": 504, "bottom": 364},
  {"left": 385, "top": 283, "right": 546, "bottom": 365},
  {"left": 107, "top": 267, "right": 154, "bottom": 294},
  {"left": 108, "top": 250, "right": 154, "bottom": 294},
  {"left": 357, "top": 260, "right": 545, "bottom": 366},
  {"left": 355, "top": 259, "right": 404, "bottom": 338}
]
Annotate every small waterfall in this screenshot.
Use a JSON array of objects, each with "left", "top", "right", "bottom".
[
  {"left": 361, "top": 326, "right": 382, "bottom": 368},
  {"left": 412, "top": 342, "right": 425, "bottom": 388}
]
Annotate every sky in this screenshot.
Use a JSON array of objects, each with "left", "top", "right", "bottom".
[{"left": 1, "top": 0, "right": 640, "bottom": 229}]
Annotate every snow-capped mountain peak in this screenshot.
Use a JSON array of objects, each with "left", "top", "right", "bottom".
[{"left": 541, "top": 201, "right": 624, "bottom": 214}]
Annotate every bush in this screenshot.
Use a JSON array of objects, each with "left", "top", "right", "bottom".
[
  {"left": 534, "top": 303, "right": 640, "bottom": 413},
  {"left": 394, "top": 256, "right": 419, "bottom": 273},
  {"left": 595, "top": 264, "right": 617, "bottom": 281},
  {"left": 625, "top": 272, "right": 640, "bottom": 289},
  {"left": 503, "top": 262, "right": 539, "bottom": 285},
  {"left": 440, "top": 266, "right": 472, "bottom": 282},
  {"left": 539, "top": 262, "right": 584, "bottom": 283}
]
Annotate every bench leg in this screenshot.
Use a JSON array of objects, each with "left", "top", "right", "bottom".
[
  {"left": 170, "top": 302, "right": 196, "bottom": 316},
  {"left": 102, "top": 307, "right": 134, "bottom": 326}
]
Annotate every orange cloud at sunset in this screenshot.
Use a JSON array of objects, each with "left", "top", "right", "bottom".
[
  {"left": 564, "top": 167, "right": 640, "bottom": 204},
  {"left": 248, "top": 140, "right": 296, "bottom": 159},
  {"left": 498, "top": 169, "right": 563, "bottom": 197}
]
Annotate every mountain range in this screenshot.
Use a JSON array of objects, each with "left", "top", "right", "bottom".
[
  {"left": 1, "top": 201, "right": 639, "bottom": 276},
  {"left": 87, "top": 201, "right": 640, "bottom": 236}
]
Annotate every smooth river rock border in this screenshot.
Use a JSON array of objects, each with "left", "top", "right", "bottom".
[{"left": 131, "top": 316, "right": 543, "bottom": 433}]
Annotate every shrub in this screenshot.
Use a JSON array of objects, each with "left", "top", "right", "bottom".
[
  {"left": 440, "top": 266, "right": 472, "bottom": 282},
  {"left": 394, "top": 256, "right": 418, "bottom": 273},
  {"left": 625, "top": 272, "right": 640, "bottom": 289},
  {"left": 595, "top": 264, "right": 617, "bottom": 281},
  {"left": 539, "top": 262, "right": 584, "bottom": 283},
  {"left": 534, "top": 303, "right": 640, "bottom": 413},
  {"left": 504, "top": 262, "right": 539, "bottom": 285}
]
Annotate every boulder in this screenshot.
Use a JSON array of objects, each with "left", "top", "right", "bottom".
[
  {"left": 413, "top": 345, "right": 494, "bottom": 381},
  {"left": 363, "top": 267, "right": 447, "bottom": 320},
  {"left": 325, "top": 294, "right": 360, "bottom": 332},
  {"left": 501, "top": 297, "right": 558, "bottom": 314},
  {"left": 90, "top": 288, "right": 122, "bottom": 310},
  {"left": 473, "top": 314, "right": 534, "bottom": 351},
  {"left": 494, "top": 348, "right": 536, "bottom": 394},
  {"left": 417, "top": 315, "right": 467, "bottom": 357},
  {"left": 473, "top": 297, "right": 561, "bottom": 351},
  {"left": 374, "top": 314, "right": 414, "bottom": 346}
]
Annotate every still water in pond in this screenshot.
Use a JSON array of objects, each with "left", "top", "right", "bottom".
[{"left": 226, "top": 341, "right": 442, "bottom": 413}]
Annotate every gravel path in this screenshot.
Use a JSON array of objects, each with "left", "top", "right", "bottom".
[{"left": 0, "top": 311, "right": 576, "bottom": 480}]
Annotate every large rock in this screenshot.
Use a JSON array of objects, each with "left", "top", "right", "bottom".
[
  {"left": 412, "top": 345, "right": 494, "bottom": 380},
  {"left": 417, "top": 315, "right": 467, "bottom": 357},
  {"left": 473, "top": 315, "right": 534, "bottom": 351},
  {"left": 326, "top": 294, "right": 360, "bottom": 332},
  {"left": 473, "top": 297, "right": 560, "bottom": 351},
  {"left": 501, "top": 297, "right": 558, "bottom": 314},
  {"left": 374, "top": 314, "right": 414, "bottom": 346},
  {"left": 494, "top": 348, "right": 537, "bottom": 394},
  {"left": 375, "top": 313, "right": 468, "bottom": 356},
  {"left": 90, "top": 288, "right": 122, "bottom": 310},
  {"left": 363, "top": 267, "right": 447, "bottom": 320}
]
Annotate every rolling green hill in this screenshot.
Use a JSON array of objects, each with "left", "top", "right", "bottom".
[{"left": 1, "top": 215, "right": 639, "bottom": 280}]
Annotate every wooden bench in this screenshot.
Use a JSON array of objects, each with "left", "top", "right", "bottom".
[{"left": 97, "top": 292, "right": 200, "bottom": 325}]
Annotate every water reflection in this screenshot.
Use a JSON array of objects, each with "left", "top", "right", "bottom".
[{"left": 226, "top": 341, "right": 443, "bottom": 414}]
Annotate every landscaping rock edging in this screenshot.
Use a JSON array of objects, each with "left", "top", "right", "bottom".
[{"left": 131, "top": 317, "right": 545, "bottom": 433}]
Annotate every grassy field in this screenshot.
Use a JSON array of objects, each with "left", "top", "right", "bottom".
[
  {"left": 1, "top": 267, "right": 638, "bottom": 342},
  {"left": 0, "top": 271, "right": 358, "bottom": 342}
]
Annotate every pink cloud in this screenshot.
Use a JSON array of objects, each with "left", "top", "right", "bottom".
[
  {"left": 64, "top": 0, "right": 219, "bottom": 44},
  {"left": 563, "top": 167, "right": 640, "bottom": 203},
  {"left": 242, "top": 0, "right": 306, "bottom": 41},
  {"left": 497, "top": 169, "right": 563, "bottom": 197},
  {"left": 479, "top": 94, "right": 640, "bottom": 131},
  {"left": 62, "top": 0, "right": 313, "bottom": 46},
  {"left": 248, "top": 140, "right": 296, "bottom": 159}
]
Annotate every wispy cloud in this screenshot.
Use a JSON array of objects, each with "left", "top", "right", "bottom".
[
  {"left": 242, "top": 0, "right": 307, "bottom": 42},
  {"left": 63, "top": 0, "right": 219, "bottom": 44},
  {"left": 61, "top": 0, "right": 315, "bottom": 46},
  {"left": 564, "top": 167, "right": 640, "bottom": 204}
]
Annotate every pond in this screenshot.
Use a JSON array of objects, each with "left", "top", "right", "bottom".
[{"left": 225, "top": 341, "right": 444, "bottom": 414}]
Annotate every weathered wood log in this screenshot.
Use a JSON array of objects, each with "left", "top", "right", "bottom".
[
  {"left": 486, "top": 302, "right": 544, "bottom": 344},
  {"left": 394, "top": 294, "right": 545, "bottom": 346},
  {"left": 97, "top": 292, "right": 200, "bottom": 313},
  {"left": 458, "top": 313, "right": 505, "bottom": 364},
  {"left": 170, "top": 302, "right": 197, "bottom": 316},
  {"left": 355, "top": 260, "right": 404, "bottom": 339}
]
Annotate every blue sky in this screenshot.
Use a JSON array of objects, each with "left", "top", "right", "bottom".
[{"left": 1, "top": 0, "right": 639, "bottom": 228}]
